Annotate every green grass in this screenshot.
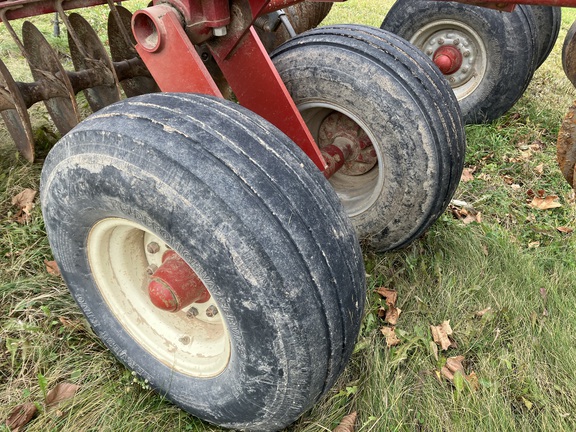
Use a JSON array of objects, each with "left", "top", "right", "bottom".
[{"left": 3, "top": 1, "right": 576, "bottom": 431}]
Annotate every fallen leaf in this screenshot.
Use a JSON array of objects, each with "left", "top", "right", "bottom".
[
  {"left": 461, "top": 167, "right": 475, "bottom": 182},
  {"left": 440, "top": 355, "right": 465, "bottom": 380},
  {"left": 45, "top": 383, "right": 80, "bottom": 407},
  {"left": 467, "top": 371, "right": 480, "bottom": 391},
  {"left": 5, "top": 403, "right": 38, "bottom": 431},
  {"left": 534, "top": 163, "right": 544, "bottom": 175},
  {"left": 430, "top": 320, "right": 455, "bottom": 351},
  {"left": 440, "top": 356, "right": 480, "bottom": 391},
  {"left": 477, "top": 173, "right": 491, "bottom": 181},
  {"left": 530, "top": 140, "right": 544, "bottom": 151},
  {"left": 333, "top": 411, "right": 357, "bottom": 432},
  {"left": 374, "top": 287, "right": 397, "bottom": 306},
  {"left": 475, "top": 307, "right": 492, "bottom": 318},
  {"left": 557, "top": 226, "right": 573, "bottom": 234},
  {"left": 503, "top": 175, "right": 514, "bottom": 185},
  {"left": 11, "top": 188, "right": 37, "bottom": 224},
  {"left": 381, "top": 326, "right": 401, "bottom": 347},
  {"left": 384, "top": 305, "right": 402, "bottom": 326},
  {"left": 528, "top": 241, "right": 540, "bottom": 249},
  {"left": 529, "top": 195, "right": 562, "bottom": 210},
  {"left": 44, "top": 260, "right": 61, "bottom": 276},
  {"left": 462, "top": 211, "right": 482, "bottom": 225}
]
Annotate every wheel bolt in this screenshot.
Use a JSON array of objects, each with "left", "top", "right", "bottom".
[
  {"left": 463, "top": 51, "right": 471, "bottom": 57},
  {"left": 206, "top": 305, "right": 219, "bottom": 317},
  {"left": 146, "top": 264, "right": 158, "bottom": 275},
  {"left": 437, "top": 38, "right": 445, "bottom": 45},
  {"left": 453, "top": 39, "right": 460, "bottom": 46},
  {"left": 146, "top": 242, "right": 160, "bottom": 254},
  {"left": 426, "top": 49, "right": 433, "bottom": 56},
  {"left": 187, "top": 307, "right": 199, "bottom": 318}
]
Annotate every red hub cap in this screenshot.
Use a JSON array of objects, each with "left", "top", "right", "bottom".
[
  {"left": 148, "top": 250, "right": 210, "bottom": 312},
  {"left": 433, "top": 45, "right": 463, "bottom": 75}
]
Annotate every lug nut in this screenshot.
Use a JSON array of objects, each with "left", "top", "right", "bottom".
[
  {"left": 146, "top": 242, "right": 160, "bottom": 254},
  {"left": 187, "top": 307, "right": 199, "bottom": 318},
  {"left": 146, "top": 264, "right": 158, "bottom": 275},
  {"left": 206, "top": 305, "right": 219, "bottom": 317}
]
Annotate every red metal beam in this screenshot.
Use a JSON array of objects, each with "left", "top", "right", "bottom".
[{"left": 0, "top": 0, "right": 113, "bottom": 20}]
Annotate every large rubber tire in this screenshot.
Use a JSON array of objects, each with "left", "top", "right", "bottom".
[
  {"left": 381, "top": 0, "right": 537, "bottom": 124},
  {"left": 271, "top": 25, "right": 466, "bottom": 252},
  {"left": 531, "top": 6, "right": 561, "bottom": 69},
  {"left": 40, "top": 93, "right": 365, "bottom": 431}
]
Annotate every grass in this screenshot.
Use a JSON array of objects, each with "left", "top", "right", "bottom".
[{"left": 3, "top": 0, "right": 576, "bottom": 431}]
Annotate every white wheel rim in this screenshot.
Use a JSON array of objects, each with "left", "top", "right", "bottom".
[
  {"left": 410, "top": 19, "right": 488, "bottom": 100},
  {"left": 299, "top": 102, "right": 384, "bottom": 216},
  {"left": 87, "top": 218, "right": 231, "bottom": 377}
]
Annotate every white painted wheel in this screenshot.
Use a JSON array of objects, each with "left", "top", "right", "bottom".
[{"left": 88, "top": 217, "right": 230, "bottom": 377}]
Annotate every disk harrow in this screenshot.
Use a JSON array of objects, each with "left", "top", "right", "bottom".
[{"left": 0, "top": 1, "right": 158, "bottom": 162}]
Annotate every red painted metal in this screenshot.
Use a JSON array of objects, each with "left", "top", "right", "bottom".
[
  {"left": 433, "top": 46, "right": 463, "bottom": 75},
  {"left": 209, "top": 26, "right": 327, "bottom": 171},
  {"left": 133, "top": 4, "right": 222, "bottom": 96},
  {"left": 0, "top": 0, "right": 111, "bottom": 20},
  {"left": 148, "top": 250, "right": 211, "bottom": 312},
  {"left": 321, "top": 138, "right": 355, "bottom": 179},
  {"left": 318, "top": 112, "right": 377, "bottom": 178}
]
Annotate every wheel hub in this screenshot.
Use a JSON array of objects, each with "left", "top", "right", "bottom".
[
  {"left": 411, "top": 20, "right": 487, "bottom": 99},
  {"left": 148, "top": 250, "right": 211, "bottom": 312},
  {"left": 433, "top": 45, "right": 462, "bottom": 75},
  {"left": 318, "top": 112, "right": 377, "bottom": 177}
]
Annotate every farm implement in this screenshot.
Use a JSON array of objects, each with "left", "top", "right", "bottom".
[{"left": 0, "top": 0, "right": 574, "bottom": 430}]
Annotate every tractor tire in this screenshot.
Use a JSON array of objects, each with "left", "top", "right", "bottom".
[
  {"left": 531, "top": 5, "right": 561, "bottom": 69},
  {"left": 381, "top": 0, "right": 537, "bottom": 124},
  {"left": 40, "top": 93, "right": 365, "bottom": 431},
  {"left": 271, "top": 25, "right": 466, "bottom": 252}
]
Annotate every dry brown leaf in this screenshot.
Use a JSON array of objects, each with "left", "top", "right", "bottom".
[
  {"left": 475, "top": 307, "right": 492, "bottom": 318},
  {"left": 557, "top": 226, "right": 574, "bottom": 234},
  {"left": 534, "top": 163, "right": 544, "bottom": 175},
  {"left": 384, "top": 305, "right": 402, "bottom": 326},
  {"left": 333, "top": 411, "right": 357, "bottom": 432},
  {"left": 462, "top": 211, "right": 482, "bottom": 225},
  {"left": 430, "top": 320, "right": 454, "bottom": 351},
  {"left": 467, "top": 371, "right": 480, "bottom": 391},
  {"left": 528, "top": 241, "right": 540, "bottom": 249},
  {"left": 45, "top": 383, "right": 80, "bottom": 408},
  {"left": 5, "top": 402, "right": 38, "bottom": 431},
  {"left": 11, "top": 188, "right": 37, "bottom": 224},
  {"left": 374, "top": 287, "right": 397, "bottom": 306},
  {"left": 461, "top": 167, "right": 475, "bottom": 182},
  {"left": 529, "top": 195, "right": 562, "bottom": 210},
  {"left": 44, "top": 260, "right": 61, "bottom": 276},
  {"left": 11, "top": 188, "right": 36, "bottom": 208},
  {"left": 440, "top": 355, "right": 465, "bottom": 380},
  {"left": 381, "top": 326, "right": 401, "bottom": 347},
  {"left": 440, "top": 356, "right": 480, "bottom": 391}
]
